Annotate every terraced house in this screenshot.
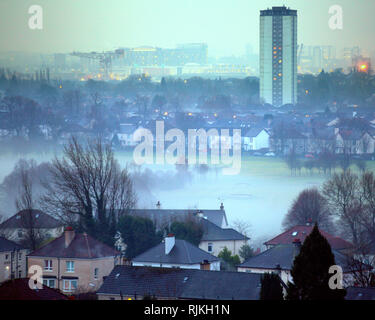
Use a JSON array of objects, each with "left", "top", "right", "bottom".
[
  {"left": 27, "top": 227, "right": 120, "bottom": 294},
  {"left": 0, "top": 236, "right": 28, "bottom": 283}
]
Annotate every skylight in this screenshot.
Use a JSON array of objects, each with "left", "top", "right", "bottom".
[{"left": 292, "top": 231, "right": 298, "bottom": 236}]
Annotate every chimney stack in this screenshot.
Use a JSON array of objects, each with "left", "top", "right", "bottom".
[
  {"left": 156, "top": 201, "right": 161, "bottom": 209},
  {"left": 64, "top": 226, "right": 75, "bottom": 248},
  {"left": 293, "top": 238, "right": 301, "bottom": 250},
  {"left": 165, "top": 234, "right": 175, "bottom": 255},
  {"left": 220, "top": 202, "right": 224, "bottom": 210}
]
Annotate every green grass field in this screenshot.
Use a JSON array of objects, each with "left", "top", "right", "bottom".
[{"left": 239, "top": 155, "right": 375, "bottom": 178}]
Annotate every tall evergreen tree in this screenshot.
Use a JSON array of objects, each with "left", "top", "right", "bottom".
[
  {"left": 286, "top": 224, "right": 346, "bottom": 300},
  {"left": 260, "top": 273, "right": 284, "bottom": 300}
]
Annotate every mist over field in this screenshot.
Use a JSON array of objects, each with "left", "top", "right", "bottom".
[{"left": 0, "top": 151, "right": 327, "bottom": 246}]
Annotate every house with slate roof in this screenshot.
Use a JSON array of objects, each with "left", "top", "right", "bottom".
[
  {"left": 27, "top": 227, "right": 120, "bottom": 294},
  {"left": 264, "top": 225, "right": 354, "bottom": 254},
  {"left": 97, "top": 265, "right": 262, "bottom": 300},
  {"left": 132, "top": 234, "right": 220, "bottom": 270},
  {"left": 199, "top": 218, "right": 249, "bottom": 257},
  {"left": 122, "top": 204, "right": 248, "bottom": 258},
  {"left": 129, "top": 202, "right": 229, "bottom": 230},
  {"left": 0, "top": 236, "right": 28, "bottom": 283},
  {"left": 237, "top": 239, "right": 366, "bottom": 286},
  {"left": 242, "top": 127, "right": 270, "bottom": 151},
  {"left": 0, "top": 210, "right": 64, "bottom": 243}
]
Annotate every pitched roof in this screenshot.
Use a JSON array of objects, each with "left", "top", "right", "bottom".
[
  {"left": 28, "top": 232, "right": 119, "bottom": 259},
  {"left": 346, "top": 287, "right": 375, "bottom": 300},
  {"left": 0, "top": 236, "right": 25, "bottom": 252},
  {"left": 0, "top": 278, "right": 68, "bottom": 300},
  {"left": 129, "top": 208, "right": 227, "bottom": 229},
  {"left": 244, "top": 127, "right": 269, "bottom": 138},
  {"left": 264, "top": 225, "right": 353, "bottom": 250},
  {"left": 201, "top": 219, "right": 249, "bottom": 241},
  {"left": 97, "top": 265, "right": 262, "bottom": 300},
  {"left": 132, "top": 239, "right": 219, "bottom": 265},
  {"left": 0, "top": 210, "right": 63, "bottom": 229},
  {"left": 238, "top": 243, "right": 353, "bottom": 273}
]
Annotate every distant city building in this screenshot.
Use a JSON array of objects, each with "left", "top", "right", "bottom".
[
  {"left": 343, "top": 46, "right": 361, "bottom": 63},
  {"left": 54, "top": 54, "right": 66, "bottom": 71},
  {"left": 260, "top": 6, "right": 298, "bottom": 106},
  {"left": 298, "top": 45, "right": 338, "bottom": 73},
  {"left": 120, "top": 43, "right": 208, "bottom": 67}
]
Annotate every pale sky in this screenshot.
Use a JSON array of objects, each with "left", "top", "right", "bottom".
[{"left": 0, "top": 0, "right": 374, "bottom": 57}]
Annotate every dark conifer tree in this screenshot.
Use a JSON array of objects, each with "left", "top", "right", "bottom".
[
  {"left": 260, "top": 273, "right": 284, "bottom": 300},
  {"left": 286, "top": 224, "right": 346, "bottom": 300}
]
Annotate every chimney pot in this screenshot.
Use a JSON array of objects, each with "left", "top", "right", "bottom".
[
  {"left": 64, "top": 226, "right": 75, "bottom": 248},
  {"left": 156, "top": 201, "right": 161, "bottom": 209},
  {"left": 220, "top": 203, "right": 224, "bottom": 210},
  {"left": 165, "top": 234, "right": 175, "bottom": 255}
]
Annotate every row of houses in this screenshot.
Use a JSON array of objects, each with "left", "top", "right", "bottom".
[
  {"left": 0, "top": 206, "right": 372, "bottom": 300},
  {"left": 110, "top": 116, "right": 375, "bottom": 157}
]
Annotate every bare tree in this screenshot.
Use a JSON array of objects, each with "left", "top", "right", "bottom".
[
  {"left": 358, "top": 172, "right": 375, "bottom": 241},
  {"left": 344, "top": 249, "right": 375, "bottom": 287},
  {"left": 322, "top": 170, "right": 362, "bottom": 246},
  {"left": 282, "top": 188, "right": 335, "bottom": 233},
  {"left": 231, "top": 219, "right": 252, "bottom": 239},
  {"left": 41, "top": 137, "right": 136, "bottom": 245},
  {"left": 15, "top": 166, "right": 44, "bottom": 250}
]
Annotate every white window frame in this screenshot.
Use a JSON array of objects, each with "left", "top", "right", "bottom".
[
  {"left": 208, "top": 243, "right": 213, "bottom": 253},
  {"left": 66, "top": 261, "right": 75, "bottom": 273},
  {"left": 62, "top": 279, "right": 77, "bottom": 293},
  {"left": 44, "top": 259, "right": 53, "bottom": 271},
  {"left": 43, "top": 278, "right": 56, "bottom": 288}
]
